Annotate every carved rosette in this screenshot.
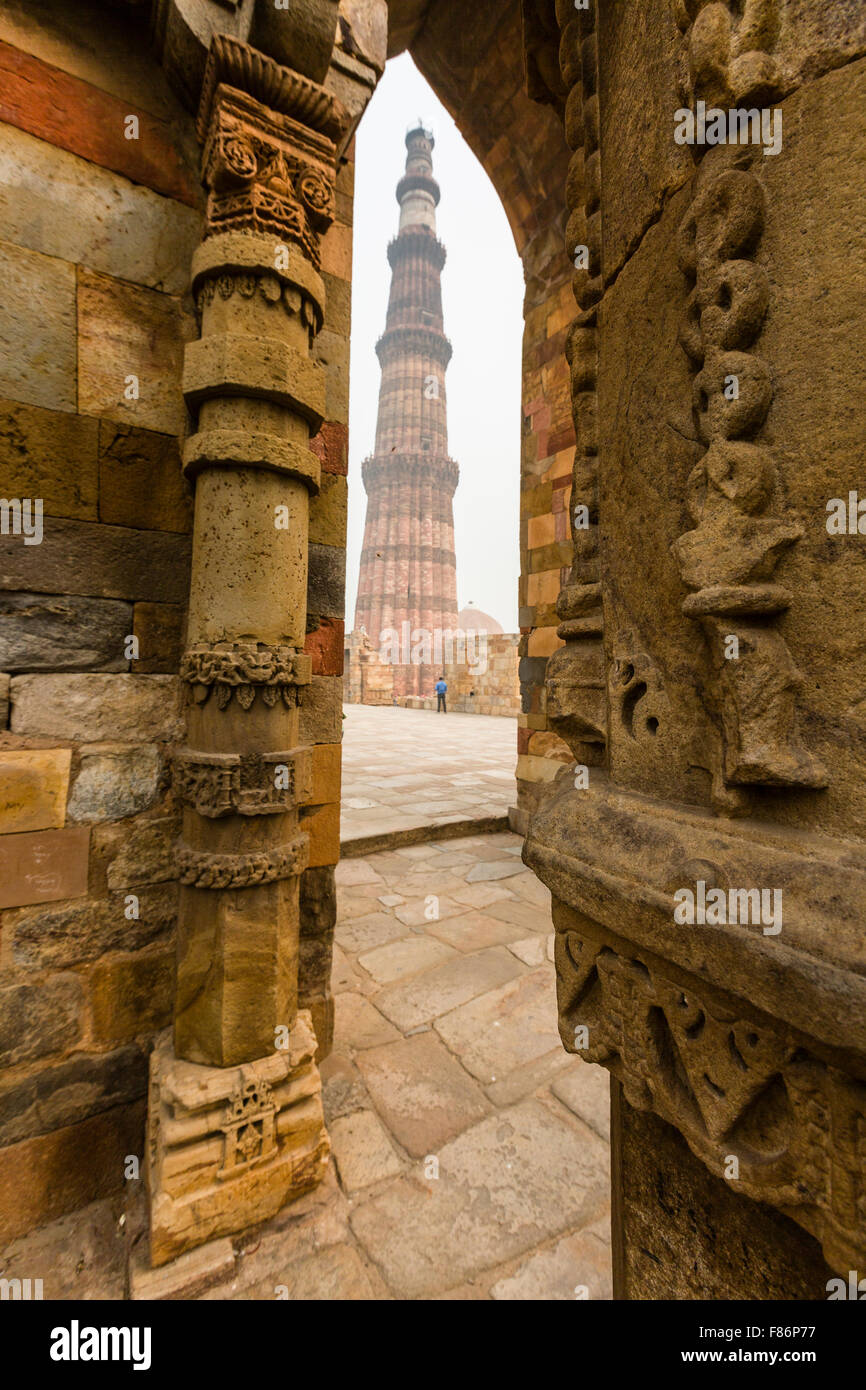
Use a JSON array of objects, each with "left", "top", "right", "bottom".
[
  {"left": 545, "top": 0, "right": 607, "bottom": 763},
  {"left": 197, "top": 36, "right": 345, "bottom": 270}
]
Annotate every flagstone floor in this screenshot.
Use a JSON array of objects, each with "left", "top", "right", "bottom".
[
  {"left": 340, "top": 704, "right": 518, "bottom": 848},
  {"left": 0, "top": 834, "right": 613, "bottom": 1300}
]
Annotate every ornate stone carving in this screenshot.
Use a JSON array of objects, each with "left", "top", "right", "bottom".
[
  {"left": 674, "top": 0, "right": 783, "bottom": 110},
  {"left": 176, "top": 833, "right": 309, "bottom": 887},
  {"left": 218, "top": 1075, "right": 276, "bottom": 1178},
  {"left": 545, "top": 0, "right": 607, "bottom": 763},
  {"left": 671, "top": 158, "right": 826, "bottom": 788},
  {"left": 196, "top": 36, "right": 346, "bottom": 268},
  {"left": 552, "top": 907, "right": 865, "bottom": 1272},
  {"left": 180, "top": 643, "right": 312, "bottom": 709},
  {"left": 148, "top": 1017, "right": 329, "bottom": 1265},
  {"left": 173, "top": 747, "right": 312, "bottom": 816}
]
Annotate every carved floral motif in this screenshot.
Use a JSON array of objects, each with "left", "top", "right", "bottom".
[{"left": 180, "top": 643, "right": 312, "bottom": 710}]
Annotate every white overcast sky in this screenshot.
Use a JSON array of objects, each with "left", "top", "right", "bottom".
[{"left": 346, "top": 52, "right": 525, "bottom": 632}]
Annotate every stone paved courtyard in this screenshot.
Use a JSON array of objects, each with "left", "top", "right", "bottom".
[
  {"left": 0, "top": 833, "right": 612, "bottom": 1300},
  {"left": 340, "top": 704, "right": 518, "bottom": 848}
]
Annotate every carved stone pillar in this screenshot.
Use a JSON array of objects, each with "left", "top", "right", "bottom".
[
  {"left": 147, "top": 32, "right": 346, "bottom": 1266},
  {"left": 526, "top": 0, "right": 866, "bottom": 1293}
]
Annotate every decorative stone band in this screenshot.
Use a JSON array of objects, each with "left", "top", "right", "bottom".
[
  {"left": 361, "top": 453, "right": 459, "bottom": 494},
  {"left": 173, "top": 747, "right": 313, "bottom": 817},
  {"left": 375, "top": 325, "right": 453, "bottom": 369},
  {"left": 148, "top": 1014, "right": 328, "bottom": 1265},
  {"left": 182, "top": 332, "right": 326, "bottom": 431},
  {"left": 183, "top": 429, "right": 321, "bottom": 491},
  {"left": 181, "top": 643, "right": 313, "bottom": 710},
  {"left": 191, "top": 232, "right": 326, "bottom": 336},
  {"left": 387, "top": 230, "right": 447, "bottom": 271},
  {"left": 525, "top": 775, "right": 866, "bottom": 1271},
  {"left": 176, "top": 830, "right": 309, "bottom": 888},
  {"left": 197, "top": 33, "right": 348, "bottom": 146},
  {"left": 526, "top": 775, "right": 866, "bottom": 1060},
  {"left": 199, "top": 80, "right": 341, "bottom": 270},
  {"left": 395, "top": 171, "right": 441, "bottom": 207}
]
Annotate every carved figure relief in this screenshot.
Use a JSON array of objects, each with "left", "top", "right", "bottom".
[
  {"left": 671, "top": 159, "right": 826, "bottom": 788},
  {"left": 218, "top": 1076, "right": 277, "bottom": 1179}
]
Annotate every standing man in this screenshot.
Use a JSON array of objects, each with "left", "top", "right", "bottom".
[{"left": 435, "top": 676, "right": 447, "bottom": 713}]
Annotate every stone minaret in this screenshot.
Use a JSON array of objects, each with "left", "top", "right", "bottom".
[{"left": 354, "top": 125, "right": 459, "bottom": 697}]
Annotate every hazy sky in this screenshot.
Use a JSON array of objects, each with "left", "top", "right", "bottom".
[{"left": 347, "top": 52, "right": 525, "bottom": 632}]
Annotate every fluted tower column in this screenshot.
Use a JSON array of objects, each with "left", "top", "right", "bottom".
[{"left": 354, "top": 127, "right": 459, "bottom": 697}]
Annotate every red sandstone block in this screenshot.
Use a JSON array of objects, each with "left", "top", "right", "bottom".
[
  {"left": 304, "top": 618, "right": 345, "bottom": 676},
  {"left": 517, "top": 726, "right": 531, "bottom": 755},
  {"left": 0, "top": 827, "right": 89, "bottom": 909},
  {"left": 547, "top": 424, "right": 576, "bottom": 455},
  {"left": 309, "top": 421, "right": 348, "bottom": 476},
  {"left": 0, "top": 41, "right": 198, "bottom": 207}
]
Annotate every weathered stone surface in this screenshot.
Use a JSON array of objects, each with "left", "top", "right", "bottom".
[
  {"left": 0, "top": 122, "right": 201, "bottom": 295},
  {"left": 5, "top": 883, "right": 176, "bottom": 969},
  {"left": 0, "top": 593, "right": 131, "bottom": 672},
  {"left": 0, "top": 1101, "right": 144, "bottom": 1246},
  {"left": 0, "top": 518, "right": 191, "bottom": 603},
  {"left": 132, "top": 601, "right": 185, "bottom": 674},
  {"left": 0, "top": 1191, "right": 128, "bottom": 1299},
  {"left": 67, "top": 743, "right": 161, "bottom": 822},
  {"left": 355, "top": 1032, "right": 490, "bottom": 1158},
  {"left": 551, "top": 1060, "right": 611, "bottom": 1142},
  {"left": 0, "top": 1043, "right": 148, "bottom": 1145},
  {"left": 349, "top": 1099, "right": 609, "bottom": 1297},
  {"left": 10, "top": 674, "right": 184, "bottom": 741},
  {"left": 329, "top": 1109, "right": 403, "bottom": 1191},
  {"left": 0, "top": 239, "right": 75, "bottom": 411},
  {"left": 77, "top": 269, "right": 189, "bottom": 435},
  {"left": 304, "top": 800, "right": 340, "bottom": 867},
  {"left": 357, "top": 934, "right": 456, "bottom": 985},
  {"left": 490, "top": 1223, "right": 612, "bottom": 1301},
  {"left": 90, "top": 949, "right": 175, "bottom": 1046},
  {"left": 98, "top": 422, "right": 192, "bottom": 533},
  {"left": 334, "top": 992, "right": 400, "bottom": 1050},
  {"left": 130, "top": 1237, "right": 235, "bottom": 1302},
  {"left": 0, "top": 974, "right": 84, "bottom": 1067},
  {"left": 465, "top": 858, "right": 526, "bottom": 883},
  {"left": 373, "top": 947, "right": 523, "bottom": 1032},
  {"left": 0, "top": 747, "right": 70, "bottom": 833},
  {"left": 0, "top": 672, "right": 8, "bottom": 728},
  {"left": 0, "top": 825, "right": 89, "bottom": 909},
  {"left": 103, "top": 814, "right": 180, "bottom": 891},
  {"left": 307, "top": 542, "right": 346, "bottom": 620},
  {"left": 308, "top": 472, "right": 348, "bottom": 549},
  {"left": 335, "top": 910, "right": 406, "bottom": 955},
  {"left": 427, "top": 909, "right": 526, "bottom": 952},
  {"left": 299, "top": 674, "right": 343, "bottom": 743},
  {"left": 434, "top": 966, "right": 561, "bottom": 1084},
  {"left": 0, "top": 398, "right": 98, "bottom": 519}
]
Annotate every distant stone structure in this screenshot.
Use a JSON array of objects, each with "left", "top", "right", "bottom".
[{"left": 352, "top": 124, "right": 459, "bottom": 696}]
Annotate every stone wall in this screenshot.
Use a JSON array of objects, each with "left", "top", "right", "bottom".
[
  {"left": 0, "top": 0, "right": 353, "bottom": 1241},
  {"left": 344, "top": 630, "right": 521, "bottom": 715}
]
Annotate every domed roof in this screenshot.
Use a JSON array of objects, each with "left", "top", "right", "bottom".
[{"left": 457, "top": 603, "right": 504, "bottom": 635}]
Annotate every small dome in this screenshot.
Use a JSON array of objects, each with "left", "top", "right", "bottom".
[{"left": 457, "top": 603, "right": 503, "bottom": 635}]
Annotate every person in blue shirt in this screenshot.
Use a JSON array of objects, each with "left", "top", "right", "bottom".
[{"left": 434, "top": 676, "right": 447, "bottom": 713}]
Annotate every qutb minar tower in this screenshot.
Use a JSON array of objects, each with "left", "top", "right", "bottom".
[{"left": 354, "top": 125, "right": 459, "bottom": 697}]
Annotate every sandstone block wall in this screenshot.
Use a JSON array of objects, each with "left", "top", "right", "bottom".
[{"left": 0, "top": 0, "right": 352, "bottom": 1240}]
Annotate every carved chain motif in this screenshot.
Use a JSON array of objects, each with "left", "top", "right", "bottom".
[
  {"left": 195, "top": 271, "right": 320, "bottom": 344},
  {"left": 554, "top": 919, "right": 866, "bottom": 1271},
  {"left": 177, "top": 833, "right": 309, "bottom": 888},
  {"left": 674, "top": 0, "right": 783, "bottom": 110},
  {"left": 671, "top": 163, "right": 826, "bottom": 788},
  {"left": 545, "top": 0, "right": 607, "bottom": 762},
  {"left": 173, "top": 748, "right": 312, "bottom": 817},
  {"left": 180, "top": 643, "right": 312, "bottom": 711}
]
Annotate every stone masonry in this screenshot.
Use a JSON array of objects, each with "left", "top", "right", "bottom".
[{"left": 353, "top": 125, "right": 459, "bottom": 697}]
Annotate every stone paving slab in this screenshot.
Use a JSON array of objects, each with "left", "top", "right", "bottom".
[
  {"left": 433, "top": 966, "right": 563, "bottom": 1085},
  {"left": 348, "top": 1099, "right": 609, "bottom": 1298},
  {"left": 341, "top": 704, "right": 518, "bottom": 847},
  {"left": 355, "top": 1032, "right": 491, "bottom": 1158}
]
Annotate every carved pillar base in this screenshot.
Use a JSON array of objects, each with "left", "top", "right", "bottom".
[{"left": 147, "top": 1014, "right": 328, "bottom": 1267}]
